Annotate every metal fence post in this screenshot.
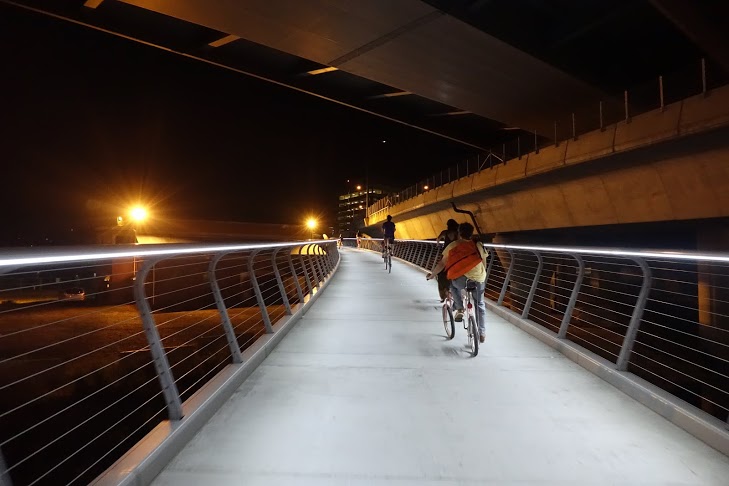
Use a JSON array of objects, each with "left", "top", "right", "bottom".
[
  {"left": 534, "top": 129, "right": 539, "bottom": 154},
  {"left": 497, "top": 250, "right": 515, "bottom": 305},
  {"left": 572, "top": 112, "right": 577, "bottom": 140},
  {"left": 1, "top": 447, "right": 11, "bottom": 486},
  {"left": 659, "top": 75, "right": 664, "bottom": 112},
  {"left": 521, "top": 252, "right": 543, "bottom": 318},
  {"left": 558, "top": 255, "right": 585, "bottom": 339},
  {"left": 248, "top": 249, "right": 274, "bottom": 334},
  {"left": 287, "top": 250, "right": 305, "bottom": 304},
  {"left": 599, "top": 101, "right": 604, "bottom": 131},
  {"left": 307, "top": 247, "right": 320, "bottom": 287},
  {"left": 314, "top": 246, "right": 326, "bottom": 280},
  {"left": 134, "top": 258, "right": 184, "bottom": 420},
  {"left": 624, "top": 90, "right": 631, "bottom": 123},
  {"left": 553, "top": 121, "right": 558, "bottom": 147},
  {"left": 616, "top": 258, "right": 652, "bottom": 371},
  {"left": 208, "top": 253, "right": 244, "bottom": 363},
  {"left": 701, "top": 58, "right": 707, "bottom": 96},
  {"left": 271, "top": 248, "right": 292, "bottom": 315}
]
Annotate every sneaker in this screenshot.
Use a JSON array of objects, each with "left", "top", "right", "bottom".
[
  {"left": 454, "top": 310, "right": 464, "bottom": 322},
  {"left": 479, "top": 334, "right": 485, "bottom": 343}
]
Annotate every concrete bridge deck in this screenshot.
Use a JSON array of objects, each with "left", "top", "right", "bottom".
[{"left": 151, "top": 249, "right": 729, "bottom": 485}]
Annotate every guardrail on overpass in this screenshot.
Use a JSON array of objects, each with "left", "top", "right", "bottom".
[
  {"left": 351, "top": 237, "right": 729, "bottom": 453},
  {"left": 0, "top": 240, "right": 339, "bottom": 486}
]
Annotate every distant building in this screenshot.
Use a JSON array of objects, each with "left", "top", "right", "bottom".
[{"left": 337, "top": 186, "right": 389, "bottom": 235}]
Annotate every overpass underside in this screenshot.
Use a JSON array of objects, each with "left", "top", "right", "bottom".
[{"left": 367, "top": 85, "right": 729, "bottom": 240}]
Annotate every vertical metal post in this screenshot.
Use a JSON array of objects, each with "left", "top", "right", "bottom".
[
  {"left": 571, "top": 113, "right": 577, "bottom": 140},
  {"left": 248, "top": 249, "right": 274, "bottom": 334},
  {"left": 287, "top": 250, "right": 305, "bottom": 304},
  {"left": 271, "top": 248, "right": 292, "bottom": 315},
  {"left": 502, "top": 143, "right": 506, "bottom": 164},
  {"left": 521, "top": 252, "right": 544, "bottom": 318},
  {"left": 558, "top": 255, "right": 585, "bottom": 339},
  {"left": 599, "top": 101, "right": 604, "bottom": 131},
  {"left": 456, "top": 163, "right": 459, "bottom": 179},
  {"left": 553, "top": 121, "right": 558, "bottom": 147},
  {"left": 208, "top": 253, "right": 244, "bottom": 363},
  {"left": 624, "top": 90, "right": 631, "bottom": 123},
  {"left": 484, "top": 248, "right": 494, "bottom": 290},
  {"left": 314, "top": 246, "right": 327, "bottom": 279},
  {"left": 306, "top": 247, "right": 320, "bottom": 287},
  {"left": 517, "top": 137, "right": 521, "bottom": 159},
  {"left": 534, "top": 129, "right": 539, "bottom": 154},
  {"left": 659, "top": 75, "right": 664, "bottom": 112},
  {"left": 1, "top": 447, "right": 12, "bottom": 486},
  {"left": 448, "top": 167, "right": 450, "bottom": 182},
  {"left": 616, "top": 258, "right": 652, "bottom": 371},
  {"left": 134, "top": 258, "right": 183, "bottom": 420},
  {"left": 701, "top": 58, "right": 707, "bottom": 96},
  {"left": 497, "top": 250, "right": 515, "bottom": 305}
]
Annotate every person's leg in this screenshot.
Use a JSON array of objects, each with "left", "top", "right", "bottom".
[
  {"left": 437, "top": 271, "right": 448, "bottom": 301},
  {"left": 450, "top": 276, "right": 466, "bottom": 320},
  {"left": 473, "top": 280, "right": 487, "bottom": 335}
]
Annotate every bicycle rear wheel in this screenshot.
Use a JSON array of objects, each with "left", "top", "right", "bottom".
[
  {"left": 468, "top": 315, "right": 479, "bottom": 356},
  {"left": 388, "top": 253, "right": 392, "bottom": 273},
  {"left": 442, "top": 304, "right": 455, "bottom": 340}
]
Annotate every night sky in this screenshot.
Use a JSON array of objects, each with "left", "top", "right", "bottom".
[{"left": 0, "top": 5, "right": 473, "bottom": 244}]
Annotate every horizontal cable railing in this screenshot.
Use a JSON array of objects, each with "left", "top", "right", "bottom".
[
  {"left": 353, "top": 238, "right": 729, "bottom": 426},
  {"left": 0, "top": 240, "right": 339, "bottom": 486},
  {"left": 366, "top": 57, "right": 728, "bottom": 219}
]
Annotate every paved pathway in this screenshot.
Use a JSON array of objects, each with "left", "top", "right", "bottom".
[{"left": 152, "top": 249, "right": 729, "bottom": 485}]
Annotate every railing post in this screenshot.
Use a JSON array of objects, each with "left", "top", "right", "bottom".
[
  {"left": 134, "top": 258, "right": 184, "bottom": 420},
  {"left": 306, "top": 247, "right": 320, "bottom": 287},
  {"left": 208, "top": 253, "right": 244, "bottom": 363},
  {"left": 248, "top": 249, "right": 274, "bottom": 334},
  {"left": 701, "top": 57, "right": 707, "bottom": 96},
  {"left": 521, "top": 252, "right": 543, "bottom": 318},
  {"left": 497, "top": 250, "right": 515, "bottom": 305},
  {"left": 287, "top": 250, "right": 305, "bottom": 304},
  {"left": 271, "top": 248, "right": 292, "bottom": 316},
  {"left": 1, "top": 447, "right": 11, "bottom": 486},
  {"left": 484, "top": 247, "right": 494, "bottom": 289},
  {"left": 314, "top": 245, "right": 326, "bottom": 280},
  {"left": 659, "top": 75, "right": 664, "bottom": 112},
  {"left": 624, "top": 89, "right": 631, "bottom": 123},
  {"left": 571, "top": 113, "right": 577, "bottom": 140},
  {"left": 599, "top": 101, "right": 604, "bottom": 131},
  {"left": 534, "top": 129, "right": 539, "bottom": 154},
  {"left": 616, "top": 258, "right": 652, "bottom": 371},
  {"left": 558, "top": 255, "right": 585, "bottom": 339}
]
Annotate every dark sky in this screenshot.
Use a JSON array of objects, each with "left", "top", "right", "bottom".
[{"left": 0, "top": 5, "right": 473, "bottom": 242}]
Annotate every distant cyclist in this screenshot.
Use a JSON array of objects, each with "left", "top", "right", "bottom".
[
  {"left": 382, "top": 215, "right": 396, "bottom": 257},
  {"left": 427, "top": 222, "right": 488, "bottom": 343}
]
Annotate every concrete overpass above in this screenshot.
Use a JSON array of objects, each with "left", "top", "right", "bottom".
[
  {"left": 4, "top": 0, "right": 728, "bottom": 151},
  {"left": 365, "top": 83, "right": 729, "bottom": 242}
]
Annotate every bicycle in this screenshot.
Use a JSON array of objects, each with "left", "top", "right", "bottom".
[
  {"left": 382, "top": 238, "right": 393, "bottom": 273},
  {"left": 441, "top": 289, "right": 455, "bottom": 340},
  {"left": 457, "top": 279, "right": 480, "bottom": 356}
]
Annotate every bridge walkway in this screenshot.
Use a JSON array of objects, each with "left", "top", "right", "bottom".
[{"left": 151, "top": 248, "right": 729, "bottom": 485}]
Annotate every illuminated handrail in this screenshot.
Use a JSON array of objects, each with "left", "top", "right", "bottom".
[
  {"left": 352, "top": 238, "right": 729, "bottom": 431},
  {"left": 0, "top": 240, "right": 339, "bottom": 486}
]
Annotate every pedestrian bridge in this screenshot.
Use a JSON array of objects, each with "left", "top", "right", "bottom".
[{"left": 1, "top": 241, "right": 728, "bottom": 485}]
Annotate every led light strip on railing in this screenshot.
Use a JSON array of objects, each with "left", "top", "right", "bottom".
[{"left": 0, "top": 240, "right": 331, "bottom": 267}]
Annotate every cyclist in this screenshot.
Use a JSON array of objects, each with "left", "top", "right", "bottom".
[
  {"left": 382, "top": 215, "right": 396, "bottom": 257},
  {"left": 426, "top": 222, "right": 488, "bottom": 343},
  {"left": 434, "top": 219, "right": 459, "bottom": 302}
]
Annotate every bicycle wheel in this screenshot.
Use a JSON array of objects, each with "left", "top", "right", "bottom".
[
  {"left": 442, "top": 304, "right": 455, "bottom": 340},
  {"left": 388, "top": 253, "right": 392, "bottom": 273},
  {"left": 468, "top": 315, "right": 479, "bottom": 356}
]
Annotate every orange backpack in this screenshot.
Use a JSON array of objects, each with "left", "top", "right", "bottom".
[{"left": 445, "top": 240, "right": 482, "bottom": 280}]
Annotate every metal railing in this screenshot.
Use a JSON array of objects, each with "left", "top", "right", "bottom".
[
  {"left": 353, "top": 238, "right": 729, "bottom": 426},
  {"left": 0, "top": 240, "right": 339, "bottom": 486},
  {"left": 367, "top": 57, "right": 728, "bottom": 219}
]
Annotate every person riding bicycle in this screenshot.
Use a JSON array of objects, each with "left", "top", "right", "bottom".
[
  {"left": 434, "top": 219, "right": 459, "bottom": 302},
  {"left": 382, "top": 215, "right": 396, "bottom": 256},
  {"left": 426, "top": 222, "right": 488, "bottom": 343}
]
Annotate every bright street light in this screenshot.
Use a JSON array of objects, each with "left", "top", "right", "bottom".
[
  {"left": 130, "top": 206, "right": 147, "bottom": 223},
  {"left": 356, "top": 185, "right": 362, "bottom": 190},
  {"left": 306, "top": 218, "right": 317, "bottom": 230}
]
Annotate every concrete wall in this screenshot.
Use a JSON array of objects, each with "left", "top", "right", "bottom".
[{"left": 370, "top": 85, "right": 729, "bottom": 240}]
